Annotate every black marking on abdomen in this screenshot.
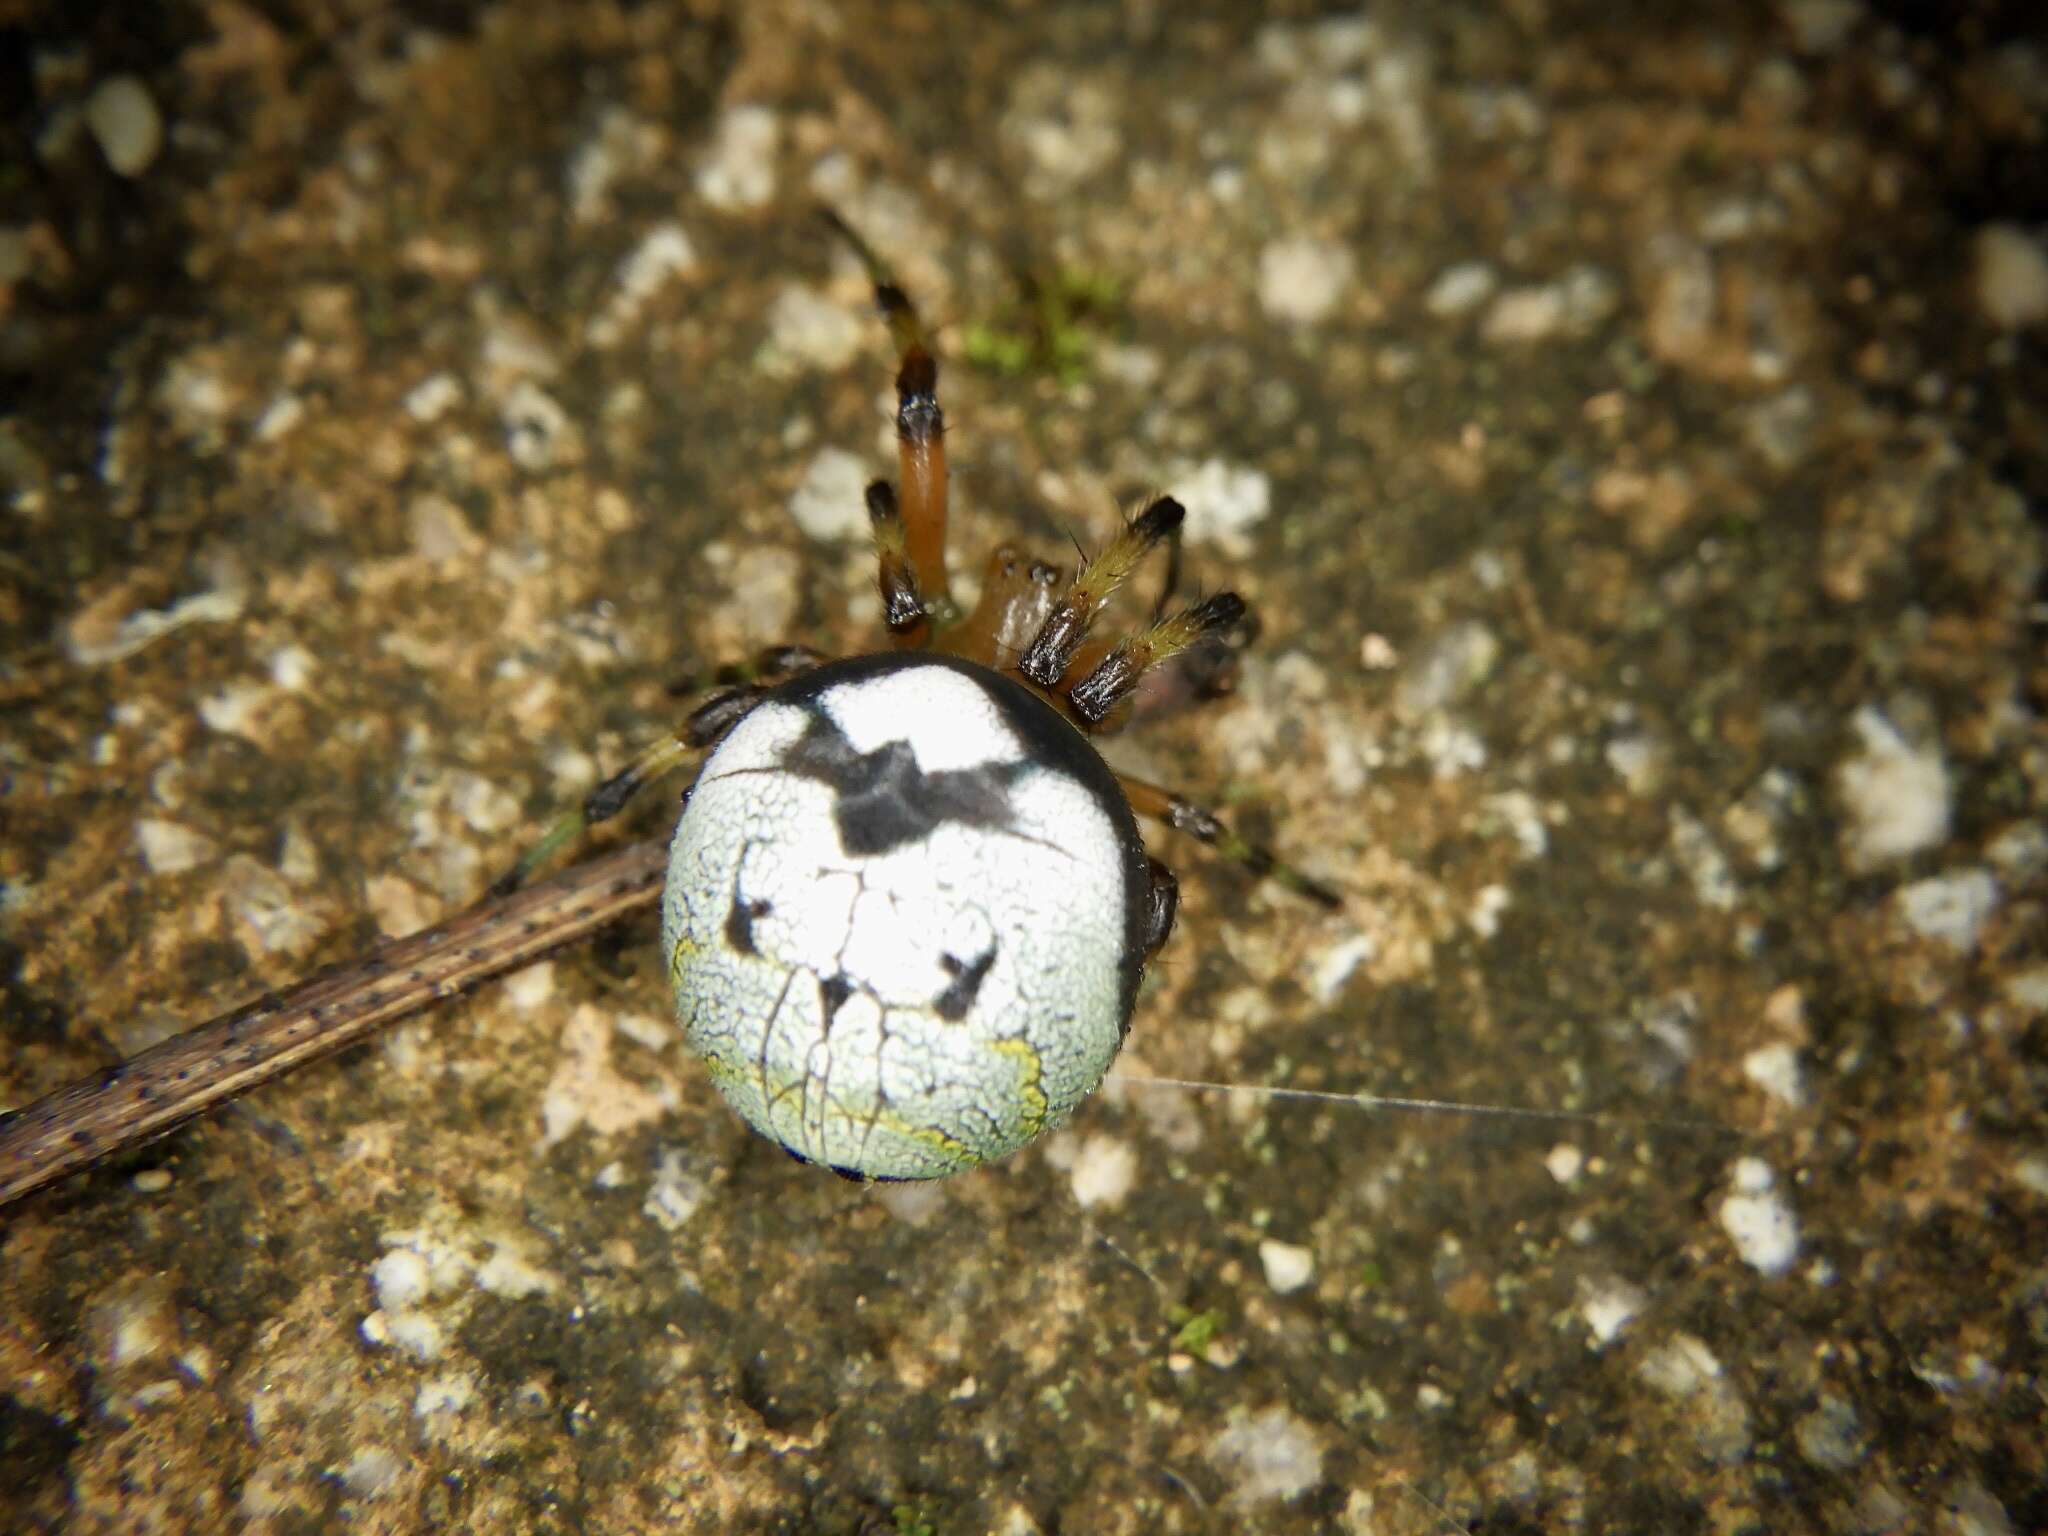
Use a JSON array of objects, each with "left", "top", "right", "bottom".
[
  {"left": 818, "top": 972, "right": 854, "bottom": 1022},
  {"left": 725, "top": 897, "right": 771, "bottom": 955},
  {"left": 781, "top": 713, "right": 1024, "bottom": 856},
  {"left": 933, "top": 943, "right": 997, "bottom": 1022}
]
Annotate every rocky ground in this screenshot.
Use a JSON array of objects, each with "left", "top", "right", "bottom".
[{"left": 2, "top": 2, "right": 2044, "bottom": 1532}]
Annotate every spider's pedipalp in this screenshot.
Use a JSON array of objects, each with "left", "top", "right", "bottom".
[
  {"left": 1067, "top": 592, "right": 1248, "bottom": 726},
  {"left": 1019, "top": 495, "right": 1185, "bottom": 687}
]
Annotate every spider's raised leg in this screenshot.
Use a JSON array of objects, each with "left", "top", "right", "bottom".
[
  {"left": 826, "top": 209, "right": 954, "bottom": 636},
  {"left": 1115, "top": 771, "right": 1342, "bottom": 909},
  {"left": 490, "top": 646, "right": 822, "bottom": 896}
]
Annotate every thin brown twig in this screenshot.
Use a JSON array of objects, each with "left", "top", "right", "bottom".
[{"left": 0, "top": 839, "right": 668, "bottom": 1212}]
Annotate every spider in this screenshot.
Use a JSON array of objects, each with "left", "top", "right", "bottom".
[
  {"left": 0, "top": 213, "right": 1337, "bottom": 1206},
  {"left": 494, "top": 211, "right": 1340, "bottom": 1183}
]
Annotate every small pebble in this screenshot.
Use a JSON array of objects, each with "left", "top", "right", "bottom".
[
  {"left": 131, "top": 1169, "right": 173, "bottom": 1194},
  {"left": 1257, "top": 237, "right": 1353, "bottom": 325},
  {"left": 1895, "top": 868, "right": 1999, "bottom": 953},
  {"left": 695, "top": 104, "right": 778, "bottom": 211},
  {"left": 1837, "top": 704, "right": 1951, "bottom": 872},
  {"left": 788, "top": 447, "right": 872, "bottom": 541},
  {"left": 1423, "top": 260, "right": 1497, "bottom": 317},
  {"left": 761, "top": 284, "right": 864, "bottom": 373},
  {"left": 1208, "top": 1405, "right": 1324, "bottom": 1507},
  {"left": 86, "top": 75, "right": 163, "bottom": 177},
  {"left": 1974, "top": 225, "right": 2048, "bottom": 331},
  {"left": 1066, "top": 1134, "right": 1136, "bottom": 1210},
  {"left": 1169, "top": 459, "right": 1272, "bottom": 558},
  {"left": 1719, "top": 1158, "right": 1800, "bottom": 1276},
  {"left": 1258, "top": 1239, "right": 1315, "bottom": 1295},
  {"left": 1742, "top": 1043, "right": 1807, "bottom": 1107}
]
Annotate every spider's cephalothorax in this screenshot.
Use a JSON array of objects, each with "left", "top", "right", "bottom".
[{"left": 510, "top": 214, "right": 1336, "bottom": 1182}]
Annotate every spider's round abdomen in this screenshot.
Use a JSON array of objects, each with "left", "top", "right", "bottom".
[{"left": 661, "top": 652, "right": 1152, "bottom": 1181}]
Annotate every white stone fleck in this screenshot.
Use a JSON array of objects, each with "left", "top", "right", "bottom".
[
  {"left": 269, "top": 644, "right": 315, "bottom": 691},
  {"left": 1469, "top": 882, "right": 1511, "bottom": 938},
  {"left": 789, "top": 446, "right": 872, "bottom": 541},
  {"left": 612, "top": 1011, "right": 672, "bottom": 1053},
  {"left": 723, "top": 545, "right": 802, "bottom": 644},
  {"left": 1308, "top": 931, "right": 1375, "bottom": 1003},
  {"left": 1481, "top": 789, "right": 1549, "bottom": 860},
  {"left": 760, "top": 284, "right": 865, "bottom": 373},
  {"left": 871, "top": 1180, "right": 949, "bottom": 1227},
  {"left": 1669, "top": 806, "right": 1739, "bottom": 911},
  {"left": 338, "top": 1448, "right": 402, "bottom": 1499},
  {"left": 1986, "top": 820, "right": 2047, "bottom": 882},
  {"left": 1577, "top": 1276, "right": 1643, "bottom": 1347},
  {"left": 1002, "top": 74, "right": 1121, "bottom": 196},
  {"left": 1636, "top": 1334, "right": 1753, "bottom": 1461},
  {"left": 567, "top": 107, "right": 660, "bottom": 223},
  {"left": 1545, "top": 1143, "right": 1584, "bottom": 1184},
  {"left": 90, "top": 1283, "right": 175, "bottom": 1368},
  {"left": 1067, "top": 1134, "right": 1137, "bottom": 1210},
  {"left": 1719, "top": 1159, "right": 1800, "bottom": 1275},
  {"left": 1258, "top": 237, "right": 1354, "bottom": 324},
  {"left": 1417, "top": 716, "right": 1487, "bottom": 779},
  {"left": 370, "top": 1249, "right": 431, "bottom": 1312},
  {"left": 1209, "top": 1404, "right": 1325, "bottom": 1506},
  {"left": 223, "top": 854, "right": 325, "bottom": 957},
  {"left": 501, "top": 380, "right": 579, "bottom": 472},
  {"left": 1974, "top": 224, "right": 2048, "bottom": 330},
  {"left": 1895, "top": 868, "right": 1999, "bottom": 953},
  {"left": 414, "top": 1374, "right": 474, "bottom": 1420},
  {"left": 1795, "top": 1392, "right": 1866, "bottom": 1469},
  {"left": 362, "top": 1307, "right": 445, "bottom": 1360},
  {"left": 1838, "top": 704, "right": 1951, "bottom": 872},
  {"left": 695, "top": 104, "right": 778, "bottom": 211},
  {"left": 1258, "top": 1239, "right": 1316, "bottom": 1295},
  {"left": 643, "top": 1148, "right": 712, "bottom": 1232},
  {"left": 86, "top": 75, "right": 163, "bottom": 176},
  {"left": 66, "top": 565, "right": 247, "bottom": 666},
  {"left": 1395, "top": 620, "right": 1500, "bottom": 718},
  {"left": 1781, "top": 1, "right": 1863, "bottom": 53},
  {"left": 403, "top": 372, "right": 463, "bottom": 423},
  {"left": 589, "top": 221, "right": 697, "bottom": 347},
  {"left": 1423, "top": 260, "right": 1498, "bottom": 317},
  {"left": 1482, "top": 266, "right": 1618, "bottom": 343},
  {"left": 1600, "top": 731, "right": 1662, "bottom": 802},
  {"left": 474, "top": 1242, "right": 555, "bottom": 1299},
  {"left": 198, "top": 681, "right": 269, "bottom": 737},
  {"left": 136, "top": 818, "right": 216, "bottom": 875},
  {"left": 537, "top": 1005, "right": 680, "bottom": 1150},
  {"left": 251, "top": 393, "right": 304, "bottom": 443},
  {"left": 502, "top": 962, "right": 556, "bottom": 1011},
  {"left": 1742, "top": 1042, "right": 1807, "bottom": 1107},
  {"left": 2005, "top": 967, "right": 2048, "bottom": 1014},
  {"left": 2012, "top": 1153, "right": 2048, "bottom": 1198},
  {"left": 447, "top": 770, "right": 521, "bottom": 836},
  {"left": 1169, "top": 458, "right": 1272, "bottom": 558},
  {"left": 1942, "top": 1478, "right": 2018, "bottom": 1536}
]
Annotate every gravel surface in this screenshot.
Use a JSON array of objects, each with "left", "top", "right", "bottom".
[{"left": 3, "top": 3, "right": 2043, "bottom": 1532}]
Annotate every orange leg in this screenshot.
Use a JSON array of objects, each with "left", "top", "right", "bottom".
[{"left": 826, "top": 210, "right": 954, "bottom": 627}]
